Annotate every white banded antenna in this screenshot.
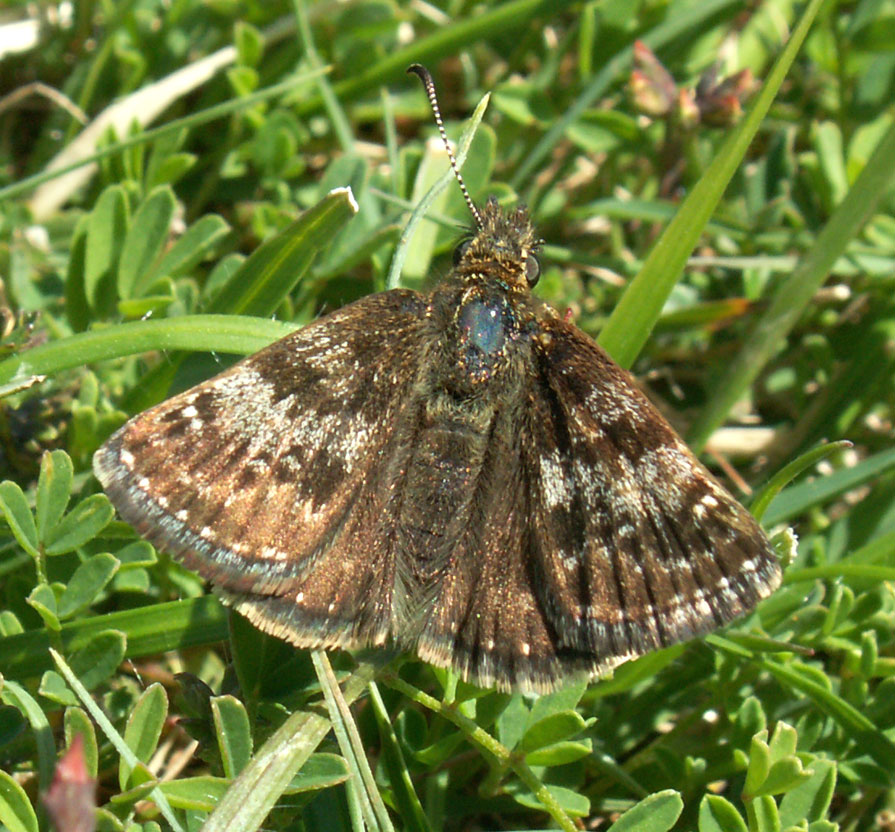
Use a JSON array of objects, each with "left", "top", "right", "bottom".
[{"left": 407, "top": 63, "right": 483, "bottom": 228}]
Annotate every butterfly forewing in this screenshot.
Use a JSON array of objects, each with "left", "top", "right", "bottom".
[
  {"left": 527, "top": 317, "right": 781, "bottom": 660},
  {"left": 95, "top": 290, "right": 429, "bottom": 646}
]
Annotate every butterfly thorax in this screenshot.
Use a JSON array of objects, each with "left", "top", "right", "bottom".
[
  {"left": 393, "top": 285, "right": 524, "bottom": 630},
  {"left": 389, "top": 208, "right": 546, "bottom": 628},
  {"left": 425, "top": 199, "right": 544, "bottom": 397}
]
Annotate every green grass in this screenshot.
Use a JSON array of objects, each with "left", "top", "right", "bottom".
[{"left": 2, "top": 1, "right": 895, "bottom": 831}]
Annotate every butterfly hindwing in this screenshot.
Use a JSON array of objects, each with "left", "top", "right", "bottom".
[
  {"left": 412, "top": 402, "right": 578, "bottom": 692},
  {"left": 94, "top": 289, "right": 429, "bottom": 648}
]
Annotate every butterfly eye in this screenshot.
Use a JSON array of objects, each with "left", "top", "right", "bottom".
[
  {"left": 453, "top": 239, "right": 472, "bottom": 266},
  {"left": 524, "top": 254, "right": 540, "bottom": 287}
]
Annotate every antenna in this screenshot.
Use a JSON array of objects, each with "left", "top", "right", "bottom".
[{"left": 407, "top": 63, "right": 483, "bottom": 228}]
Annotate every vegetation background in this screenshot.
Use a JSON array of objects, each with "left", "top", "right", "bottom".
[{"left": 1, "top": 0, "right": 894, "bottom": 830}]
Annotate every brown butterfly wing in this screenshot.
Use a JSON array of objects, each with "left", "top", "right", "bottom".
[
  {"left": 416, "top": 316, "right": 781, "bottom": 692},
  {"left": 525, "top": 318, "right": 781, "bottom": 667},
  {"left": 413, "top": 402, "right": 593, "bottom": 692},
  {"left": 94, "top": 290, "right": 430, "bottom": 649}
]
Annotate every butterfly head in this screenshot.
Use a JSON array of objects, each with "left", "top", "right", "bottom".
[
  {"left": 407, "top": 65, "right": 543, "bottom": 295},
  {"left": 453, "top": 196, "right": 542, "bottom": 293}
]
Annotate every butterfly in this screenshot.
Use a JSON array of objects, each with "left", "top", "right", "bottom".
[{"left": 93, "top": 65, "right": 780, "bottom": 692}]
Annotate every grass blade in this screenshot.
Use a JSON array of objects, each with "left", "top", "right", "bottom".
[
  {"left": 687, "top": 115, "right": 895, "bottom": 451},
  {"left": 597, "top": 0, "right": 827, "bottom": 369}
]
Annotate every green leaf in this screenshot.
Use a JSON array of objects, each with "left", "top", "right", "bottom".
[
  {"left": 115, "top": 541, "right": 157, "bottom": 569},
  {"left": 211, "top": 695, "right": 253, "bottom": 779},
  {"left": 142, "top": 213, "right": 230, "bottom": 289},
  {"left": 472, "top": 691, "right": 513, "bottom": 730},
  {"left": 495, "top": 693, "right": 528, "bottom": 750},
  {"left": 57, "top": 553, "right": 120, "bottom": 619},
  {"left": 64, "top": 213, "right": 90, "bottom": 331},
  {"left": 121, "top": 764, "right": 157, "bottom": 792},
  {"left": 0, "top": 680, "right": 56, "bottom": 790},
  {"left": 209, "top": 187, "right": 358, "bottom": 317},
  {"left": 850, "top": 729, "right": 895, "bottom": 778},
  {"left": 94, "top": 806, "right": 125, "bottom": 831},
  {"left": 110, "top": 769, "right": 158, "bottom": 807},
  {"left": 35, "top": 450, "right": 73, "bottom": 541},
  {"left": 524, "top": 738, "right": 593, "bottom": 766},
  {"left": 0, "top": 767, "right": 39, "bottom": 832},
  {"left": 44, "top": 494, "right": 115, "bottom": 555},
  {"left": 121, "top": 683, "right": 169, "bottom": 789},
  {"left": 753, "top": 758, "right": 810, "bottom": 797},
  {"left": 748, "top": 795, "right": 781, "bottom": 832},
  {"left": 147, "top": 152, "right": 196, "bottom": 188},
  {"left": 394, "top": 707, "right": 427, "bottom": 757},
  {"left": 27, "top": 584, "right": 60, "bottom": 631},
  {"left": 85, "top": 184, "right": 128, "bottom": 311},
  {"left": 0, "top": 481, "right": 39, "bottom": 558},
  {"left": 606, "top": 789, "right": 683, "bottom": 832},
  {"left": 0, "top": 611, "right": 23, "bottom": 636},
  {"left": 250, "top": 112, "right": 298, "bottom": 176},
  {"left": 160, "top": 775, "right": 229, "bottom": 811},
  {"left": 285, "top": 753, "right": 351, "bottom": 793},
  {"left": 699, "top": 794, "right": 748, "bottom": 832},
  {"left": 413, "top": 731, "right": 465, "bottom": 765},
  {"left": 778, "top": 759, "right": 836, "bottom": 827},
  {"left": 806, "top": 821, "right": 838, "bottom": 832},
  {"left": 38, "top": 670, "right": 77, "bottom": 706},
  {"left": 590, "top": 645, "right": 686, "bottom": 698},
  {"left": 528, "top": 681, "right": 588, "bottom": 724},
  {"left": 734, "top": 697, "right": 767, "bottom": 749},
  {"left": 750, "top": 441, "right": 853, "bottom": 523},
  {"left": 64, "top": 707, "right": 99, "bottom": 778},
  {"left": 235, "top": 20, "right": 263, "bottom": 67},
  {"left": 118, "top": 186, "right": 177, "bottom": 299},
  {"left": 813, "top": 121, "right": 848, "bottom": 209},
  {"left": 228, "top": 65, "right": 259, "bottom": 97},
  {"left": 860, "top": 630, "right": 879, "bottom": 678},
  {"left": 68, "top": 629, "right": 127, "bottom": 690},
  {"left": 511, "top": 784, "right": 590, "bottom": 818},
  {"left": 117, "top": 290, "right": 175, "bottom": 319},
  {"left": 0, "top": 315, "right": 296, "bottom": 392},
  {"left": 699, "top": 795, "right": 748, "bottom": 832},
  {"left": 519, "top": 711, "right": 587, "bottom": 752},
  {"left": 768, "top": 722, "right": 798, "bottom": 765},
  {"left": 745, "top": 730, "right": 771, "bottom": 796},
  {"left": 228, "top": 611, "right": 299, "bottom": 707}
]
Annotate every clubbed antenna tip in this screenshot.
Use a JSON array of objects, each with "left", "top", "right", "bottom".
[{"left": 407, "top": 63, "right": 483, "bottom": 228}]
